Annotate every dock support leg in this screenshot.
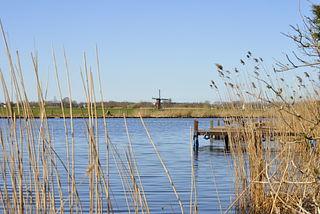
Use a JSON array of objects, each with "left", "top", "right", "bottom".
[
  {"left": 215, "top": 119, "right": 221, "bottom": 139},
  {"left": 194, "top": 134, "right": 199, "bottom": 150},
  {"left": 194, "top": 120, "right": 199, "bottom": 150},
  {"left": 224, "top": 135, "right": 229, "bottom": 151},
  {"left": 210, "top": 120, "right": 213, "bottom": 143}
]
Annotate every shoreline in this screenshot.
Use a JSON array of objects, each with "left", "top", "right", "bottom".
[{"left": 0, "top": 107, "right": 276, "bottom": 119}]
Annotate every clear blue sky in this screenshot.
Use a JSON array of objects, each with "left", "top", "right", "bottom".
[{"left": 0, "top": 1, "right": 314, "bottom": 103}]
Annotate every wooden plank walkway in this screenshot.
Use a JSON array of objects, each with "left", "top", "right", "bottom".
[
  {"left": 193, "top": 120, "right": 295, "bottom": 137},
  {"left": 193, "top": 119, "right": 298, "bottom": 150}
]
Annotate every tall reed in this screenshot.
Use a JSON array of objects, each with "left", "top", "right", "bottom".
[
  {"left": 0, "top": 20, "right": 200, "bottom": 213},
  {"left": 213, "top": 51, "right": 320, "bottom": 213}
]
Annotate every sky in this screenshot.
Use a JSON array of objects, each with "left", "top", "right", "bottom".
[{"left": 0, "top": 1, "right": 315, "bottom": 104}]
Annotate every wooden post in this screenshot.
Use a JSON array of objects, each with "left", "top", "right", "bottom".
[
  {"left": 216, "top": 119, "right": 221, "bottom": 139},
  {"left": 194, "top": 119, "right": 198, "bottom": 132},
  {"left": 224, "top": 135, "right": 229, "bottom": 151},
  {"left": 210, "top": 120, "right": 213, "bottom": 143}
]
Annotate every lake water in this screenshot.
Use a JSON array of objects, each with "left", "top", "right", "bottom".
[{"left": 0, "top": 118, "right": 235, "bottom": 213}]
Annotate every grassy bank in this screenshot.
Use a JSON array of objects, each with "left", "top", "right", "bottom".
[{"left": 0, "top": 107, "right": 277, "bottom": 118}]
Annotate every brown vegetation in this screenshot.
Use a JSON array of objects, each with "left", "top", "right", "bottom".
[
  {"left": 212, "top": 3, "right": 320, "bottom": 211},
  {"left": 2, "top": 2, "right": 320, "bottom": 213},
  {"left": 0, "top": 20, "right": 195, "bottom": 213}
]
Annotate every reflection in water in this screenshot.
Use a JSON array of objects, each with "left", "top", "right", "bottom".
[
  {"left": 193, "top": 148, "right": 198, "bottom": 161},
  {"left": 194, "top": 141, "right": 227, "bottom": 157},
  {"left": 193, "top": 141, "right": 230, "bottom": 178},
  {"left": 192, "top": 139, "right": 234, "bottom": 212}
]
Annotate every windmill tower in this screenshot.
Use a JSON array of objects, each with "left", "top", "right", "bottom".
[{"left": 152, "top": 90, "right": 168, "bottom": 110}]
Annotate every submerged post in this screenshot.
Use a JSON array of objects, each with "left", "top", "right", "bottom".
[
  {"left": 215, "top": 119, "right": 221, "bottom": 139},
  {"left": 194, "top": 120, "right": 199, "bottom": 150},
  {"left": 224, "top": 135, "right": 229, "bottom": 151}
]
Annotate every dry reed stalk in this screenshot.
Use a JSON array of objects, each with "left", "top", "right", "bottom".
[
  {"left": 62, "top": 45, "right": 76, "bottom": 214},
  {"left": 81, "top": 55, "right": 108, "bottom": 214},
  {"left": 210, "top": 160, "right": 222, "bottom": 214},
  {"left": 124, "top": 115, "right": 150, "bottom": 213},
  {"left": 121, "top": 143, "right": 139, "bottom": 212},
  {"left": 1, "top": 22, "right": 29, "bottom": 213},
  {"left": 31, "top": 45, "right": 53, "bottom": 214},
  {"left": 91, "top": 70, "right": 107, "bottom": 214},
  {"left": 169, "top": 201, "right": 174, "bottom": 214},
  {"left": 95, "top": 43, "right": 111, "bottom": 214},
  {"left": 189, "top": 127, "right": 195, "bottom": 214},
  {"left": 89, "top": 68, "right": 99, "bottom": 213},
  {"left": 51, "top": 44, "right": 67, "bottom": 214},
  {"left": 109, "top": 142, "right": 132, "bottom": 212},
  {"left": 55, "top": 163, "right": 95, "bottom": 214},
  {"left": 139, "top": 113, "right": 184, "bottom": 214},
  {"left": 78, "top": 105, "right": 113, "bottom": 212},
  {"left": 79, "top": 75, "right": 117, "bottom": 213},
  {"left": 81, "top": 52, "right": 94, "bottom": 213},
  {"left": 0, "top": 22, "right": 18, "bottom": 213},
  {"left": 191, "top": 128, "right": 197, "bottom": 214},
  {"left": 108, "top": 136, "right": 148, "bottom": 214},
  {"left": 0, "top": 121, "right": 9, "bottom": 213},
  {"left": 49, "top": 126, "right": 56, "bottom": 212}
]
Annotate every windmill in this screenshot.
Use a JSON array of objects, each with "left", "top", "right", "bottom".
[{"left": 152, "top": 90, "right": 168, "bottom": 110}]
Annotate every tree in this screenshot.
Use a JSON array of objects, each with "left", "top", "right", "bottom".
[
  {"left": 278, "top": 3, "right": 320, "bottom": 72},
  {"left": 311, "top": 4, "right": 320, "bottom": 40},
  {"left": 62, "top": 97, "right": 70, "bottom": 108},
  {"left": 71, "top": 100, "right": 78, "bottom": 108}
]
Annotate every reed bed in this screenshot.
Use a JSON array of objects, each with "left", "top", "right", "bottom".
[
  {"left": 0, "top": 21, "right": 202, "bottom": 213},
  {"left": 2, "top": 12, "right": 320, "bottom": 213},
  {"left": 214, "top": 50, "right": 320, "bottom": 213}
]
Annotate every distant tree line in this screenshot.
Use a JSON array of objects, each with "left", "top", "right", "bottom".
[{"left": 2, "top": 97, "right": 274, "bottom": 110}]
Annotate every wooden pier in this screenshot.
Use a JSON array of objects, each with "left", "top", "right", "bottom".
[{"left": 193, "top": 119, "right": 297, "bottom": 150}]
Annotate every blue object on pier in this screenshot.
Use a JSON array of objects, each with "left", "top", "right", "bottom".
[
  {"left": 310, "top": 140, "right": 317, "bottom": 147},
  {"left": 204, "top": 132, "right": 210, "bottom": 140},
  {"left": 194, "top": 137, "right": 199, "bottom": 150},
  {"left": 194, "top": 131, "right": 199, "bottom": 150}
]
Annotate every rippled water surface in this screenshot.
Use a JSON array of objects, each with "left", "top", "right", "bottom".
[{"left": 1, "top": 118, "right": 235, "bottom": 213}]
